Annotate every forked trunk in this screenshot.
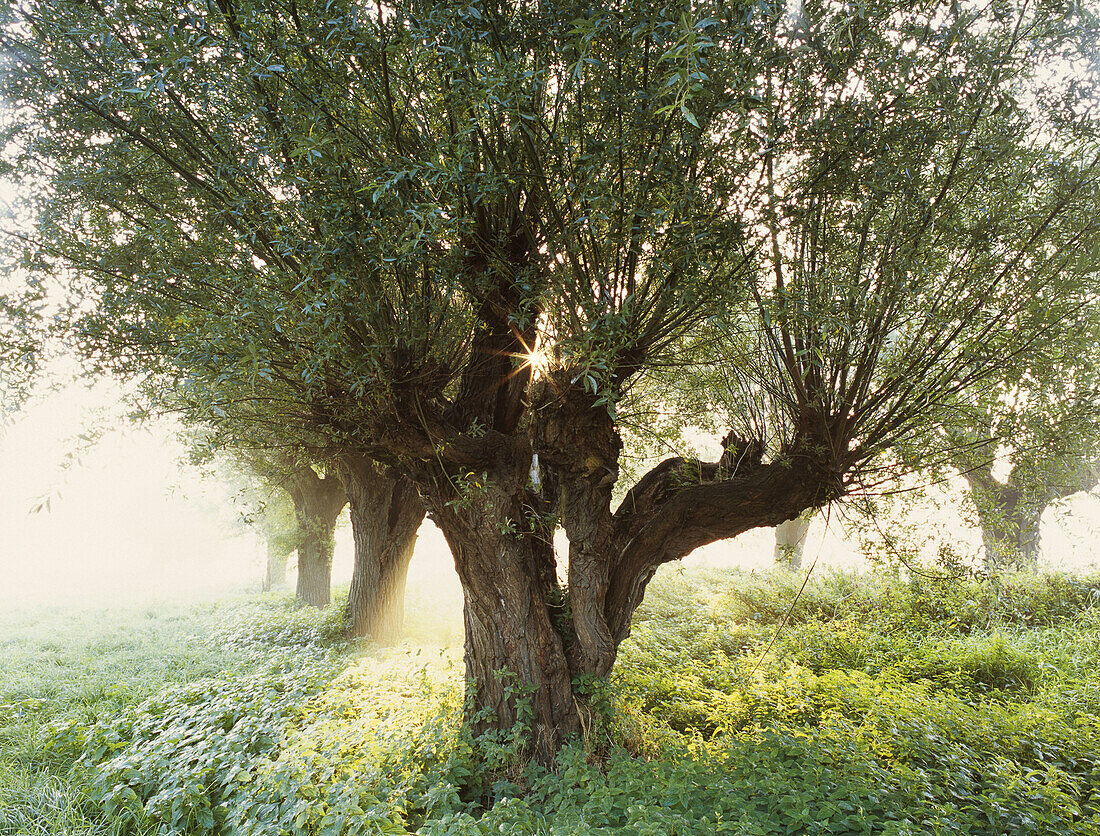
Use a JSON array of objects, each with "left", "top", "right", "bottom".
[
  {"left": 340, "top": 456, "right": 425, "bottom": 644},
  {"left": 963, "top": 460, "right": 1097, "bottom": 574},
  {"left": 416, "top": 409, "right": 838, "bottom": 765}
]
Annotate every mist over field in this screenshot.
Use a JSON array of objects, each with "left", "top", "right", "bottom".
[{"left": 3, "top": 379, "right": 1100, "bottom": 612}]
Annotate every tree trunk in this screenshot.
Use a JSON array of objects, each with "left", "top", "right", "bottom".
[
  {"left": 296, "top": 538, "right": 333, "bottom": 608},
  {"left": 410, "top": 386, "right": 841, "bottom": 765},
  {"left": 963, "top": 466, "right": 1024, "bottom": 573},
  {"left": 262, "top": 540, "right": 292, "bottom": 592},
  {"left": 416, "top": 433, "right": 580, "bottom": 764},
  {"left": 430, "top": 496, "right": 579, "bottom": 763},
  {"left": 978, "top": 502, "right": 1040, "bottom": 573},
  {"left": 340, "top": 455, "right": 425, "bottom": 644},
  {"left": 1017, "top": 508, "right": 1041, "bottom": 570},
  {"left": 963, "top": 457, "right": 1097, "bottom": 573},
  {"left": 286, "top": 466, "right": 347, "bottom": 609},
  {"left": 775, "top": 514, "right": 812, "bottom": 571}
]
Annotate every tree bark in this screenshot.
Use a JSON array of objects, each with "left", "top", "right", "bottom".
[
  {"left": 339, "top": 455, "right": 425, "bottom": 644},
  {"left": 262, "top": 540, "right": 292, "bottom": 591},
  {"left": 405, "top": 381, "right": 845, "bottom": 765},
  {"left": 775, "top": 514, "right": 812, "bottom": 571},
  {"left": 286, "top": 465, "right": 347, "bottom": 608},
  {"left": 425, "top": 443, "right": 578, "bottom": 764}
]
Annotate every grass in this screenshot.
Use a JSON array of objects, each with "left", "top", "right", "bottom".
[
  {"left": 4, "top": 570, "right": 1100, "bottom": 834},
  {"left": 0, "top": 599, "right": 249, "bottom": 835}
]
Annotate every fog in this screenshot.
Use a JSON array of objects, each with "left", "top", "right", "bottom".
[{"left": 2, "top": 379, "right": 1099, "bottom": 611}]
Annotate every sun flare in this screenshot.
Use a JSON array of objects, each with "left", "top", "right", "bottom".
[{"left": 524, "top": 347, "right": 550, "bottom": 372}]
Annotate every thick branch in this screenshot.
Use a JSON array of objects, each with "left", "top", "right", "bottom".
[{"left": 605, "top": 443, "right": 836, "bottom": 643}]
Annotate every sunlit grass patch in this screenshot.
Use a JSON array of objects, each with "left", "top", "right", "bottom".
[{"left": 209, "top": 591, "right": 351, "bottom": 652}]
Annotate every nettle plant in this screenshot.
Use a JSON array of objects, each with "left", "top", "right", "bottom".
[{"left": 5, "top": 0, "right": 1100, "bottom": 760}]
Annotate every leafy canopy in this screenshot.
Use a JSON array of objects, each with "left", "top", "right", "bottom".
[{"left": 1, "top": 0, "right": 1098, "bottom": 491}]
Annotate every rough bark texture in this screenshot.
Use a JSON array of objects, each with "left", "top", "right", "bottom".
[
  {"left": 424, "top": 436, "right": 577, "bottom": 764},
  {"left": 400, "top": 371, "right": 848, "bottom": 764},
  {"left": 339, "top": 455, "right": 425, "bottom": 644},
  {"left": 262, "top": 541, "right": 292, "bottom": 592},
  {"left": 392, "top": 402, "right": 846, "bottom": 765},
  {"left": 286, "top": 465, "right": 347, "bottom": 608},
  {"left": 775, "top": 515, "right": 812, "bottom": 571}
]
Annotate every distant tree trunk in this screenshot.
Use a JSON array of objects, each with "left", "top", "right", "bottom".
[
  {"left": 965, "top": 469, "right": 1027, "bottom": 573},
  {"left": 1017, "top": 508, "right": 1041, "bottom": 570},
  {"left": 339, "top": 455, "right": 425, "bottom": 644},
  {"left": 775, "top": 514, "right": 812, "bottom": 571},
  {"left": 262, "top": 541, "right": 292, "bottom": 591},
  {"left": 286, "top": 466, "right": 347, "bottom": 608},
  {"left": 963, "top": 460, "right": 1096, "bottom": 573}
]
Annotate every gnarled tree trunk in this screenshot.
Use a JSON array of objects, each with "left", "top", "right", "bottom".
[
  {"left": 339, "top": 455, "right": 425, "bottom": 644},
  {"left": 286, "top": 466, "right": 347, "bottom": 608},
  {"left": 963, "top": 460, "right": 1096, "bottom": 573},
  {"left": 408, "top": 379, "right": 844, "bottom": 765},
  {"left": 423, "top": 436, "right": 579, "bottom": 763}
]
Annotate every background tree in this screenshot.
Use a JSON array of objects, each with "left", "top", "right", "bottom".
[
  {"left": 186, "top": 394, "right": 424, "bottom": 637},
  {"left": 949, "top": 371, "right": 1100, "bottom": 571},
  {"left": 337, "top": 453, "right": 424, "bottom": 644},
  {"left": 775, "top": 514, "right": 814, "bottom": 572},
  {"left": 4, "top": 0, "right": 1099, "bottom": 763},
  {"left": 254, "top": 489, "right": 296, "bottom": 592},
  {"left": 244, "top": 449, "right": 347, "bottom": 608}
]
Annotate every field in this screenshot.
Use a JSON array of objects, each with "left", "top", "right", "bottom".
[{"left": 4, "top": 569, "right": 1100, "bottom": 835}]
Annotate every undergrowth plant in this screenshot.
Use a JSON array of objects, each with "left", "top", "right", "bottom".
[{"left": 7, "top": 569, "right": 1100, "bottom": 835}]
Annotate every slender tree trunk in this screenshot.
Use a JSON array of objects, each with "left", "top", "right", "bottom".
[
  {"left": 286, "top": 466, "right": 347, "bottom": 609},
  {"left": 775, "top": 515, "right": 812, "bottom": 571},
  {"left": 340, "top": 455, "right": 425, "bottom": 644},
  {"left": 262, "top": 541, "right": 292, "bottom": 592}
]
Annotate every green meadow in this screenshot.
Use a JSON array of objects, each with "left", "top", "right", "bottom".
[{"left": 4, "top": 570, "right": 1100, "bottom": 835}]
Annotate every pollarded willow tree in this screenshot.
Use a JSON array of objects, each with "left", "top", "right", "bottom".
[
  {"left": 182, "top": 378, "right": 425, "bottom": 640},
  {"left": 237, "top": 446, "right": 349, "bottom": 607},
  {"left": 4, "top": 0, "right": 1099, "bottom": 760},
  {"left": 946, "top": 357, "right": 1100, "bottom": 571}
]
